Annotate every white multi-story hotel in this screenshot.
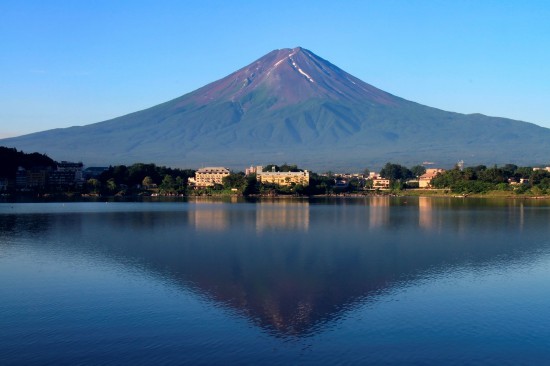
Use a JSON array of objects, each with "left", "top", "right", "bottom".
[
  {"left": 255, "top": 166, "right": 309, "bottom": 187},
  {"left": 188, "top": 167, "right": 230, "bottom": 187}
]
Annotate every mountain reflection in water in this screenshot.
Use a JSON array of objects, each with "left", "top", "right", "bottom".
[{"left": 1, "top": 197, "right": 549, "bottom": 338}]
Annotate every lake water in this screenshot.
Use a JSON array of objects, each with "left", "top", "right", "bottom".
[{"left": 1, "top": 197, "right": 550, "bottom": 365}]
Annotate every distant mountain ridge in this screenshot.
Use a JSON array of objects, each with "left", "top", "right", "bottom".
[{"left": 2, "top": 47, "right": 550, "bottom": 170}]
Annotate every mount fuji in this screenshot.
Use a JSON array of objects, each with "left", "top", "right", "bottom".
[{"left": 2, "top": 47, "right": 550, "bottom": 170}]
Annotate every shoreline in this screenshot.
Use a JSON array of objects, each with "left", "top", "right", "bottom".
[{"left": 3, "top": 190, "right": 550, "bottom": 203}]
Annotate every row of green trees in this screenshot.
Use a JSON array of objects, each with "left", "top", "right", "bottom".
[
  {"left": 88, "top": 162, "right": 550, "bottom": 196},
  {"left": 85, "top": 163, "right": 195, "bottom": 195},
  {"left": 430, "top": 164, "right": 550, "bottom": 194},
  {"left": 85, "top": 165, "right": 391, "bottom": 197},
  {"left": 379, "top": 162, "right": 426, "bottom": 181},
  {"left": 358, "top": 162, "right": 550, "bottom": 195}
]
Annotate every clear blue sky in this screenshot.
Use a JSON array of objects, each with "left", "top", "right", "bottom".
[{"left": 1, "top": 0, "right": 549, "bottom": 138}]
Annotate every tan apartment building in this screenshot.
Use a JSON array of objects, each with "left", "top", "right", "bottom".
[
  {"left": 256, "top": 168, "right": 309, "bottom": 187},
  {"left": 372, "top": 177, "right": 390, "bottom": 189},
  {"left": 188, "top": 167, "right": 230, "bottom": 188},
  {"left": 418, "top": 168, "right": 445, "bottom": 188}
]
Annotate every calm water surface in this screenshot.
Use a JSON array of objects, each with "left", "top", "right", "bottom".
[{"left": 1, "top": 197, "right": 550, "bottom": 365}]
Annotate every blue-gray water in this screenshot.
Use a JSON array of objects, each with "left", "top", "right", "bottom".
[{"left": 1, "top": 197, "right": 550, "bottom": 365}]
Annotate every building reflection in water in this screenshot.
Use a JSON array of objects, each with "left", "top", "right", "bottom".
[
  {"left": 255, "top": 200, "right": 309, "bottom": 232},
  {"left": 418, "top": 196, "right": 435, "bottom": 230},
  {"left": 188, "top": 200, "right": 310, "bottom": 232},
  {"left": 368, "top": 196, "right": 390, "bottom": 228},
  {"left": 510, "top": 202, "right": 525, "bottom": 231},
  {"left": 192, "top": 205, "right": 230, "bottom": 231}
]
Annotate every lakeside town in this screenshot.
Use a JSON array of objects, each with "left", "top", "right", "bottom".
[{"left": 2, "top": 146, "right": 550, "bottom": 198}]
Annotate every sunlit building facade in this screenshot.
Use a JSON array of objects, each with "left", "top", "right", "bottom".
[
  {"left": 188, "top": 167, "right": 230, "bottom": 188},
  {"left": 256, "top": 169, "right": 309, "bottom": 187},
  {"left": 418, "top": 168, "right": 445, "bottom": 188}
]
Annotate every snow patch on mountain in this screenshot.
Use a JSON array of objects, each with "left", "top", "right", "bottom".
[
  {"left": 273, "top": 58, "right": 285, "bottom": 68},
  {"left": 289, "top": 54, "right": 315, "bottom": 83},
  {"left": 297, "top": 68, "right": 314, "bottom": 83}
]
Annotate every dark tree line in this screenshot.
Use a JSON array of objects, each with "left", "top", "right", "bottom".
[
  {"left": 0, "top": 147, "right": 56, "bottom": 179},
  {"left": 98, "top": 163, "right": 194, "bottom": 188},
  {"left": 93, "top": 163, "right": 195, "bottom": 194},
  {"left": 379, "top": 162, "right": 426, "bottom": 181}
]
